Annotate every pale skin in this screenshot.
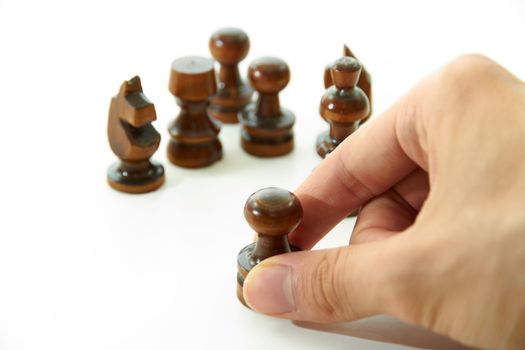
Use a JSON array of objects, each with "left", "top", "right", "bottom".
[{"left": 243, "top": 54, "right": 525, "bottom": 350}]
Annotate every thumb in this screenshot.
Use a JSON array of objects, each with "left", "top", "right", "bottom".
[{"left": 243, "top": 240, "right": 402, "bottom": 322}]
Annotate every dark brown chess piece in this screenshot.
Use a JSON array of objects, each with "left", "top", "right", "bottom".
[
  {"left": 167, "top": 56, "right": 222, "bottom": 168},
  {"left": 317, "top": 57, "right": 370, "bottom": 217},
  {"left": 239, "top": 57, "right": 295, "bottom": 157},
  {"left": 324, "top": 45, "right": 372, "bottom": 124},
  {"left": 107, "top": 76, "right": 165, "bottom": 194},
  {"left": 237, "top": 187, "right": 303, "bottom": 307},
  {"left": 317, "top": 56, "right": 370, "bottom": 158},
  {"left": 208, "top": 27, "right": 253, "bottom": 124}
]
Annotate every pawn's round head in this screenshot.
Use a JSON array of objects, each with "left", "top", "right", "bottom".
[
  {"left": 248, "top": 57, "right": 290, "bottom": 94},
  {"left": 209, "top": 27, "right": 250, "bottom": 65},
  {"left": 244, "top": 187, "right": 303, "bottom": 237},
  {"left": 330, "top": 56, "right": 362, "bottom": 90}
]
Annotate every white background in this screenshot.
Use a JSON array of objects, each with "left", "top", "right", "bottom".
[{"left": 0, "top": 0, "right": 524, "bottom": 349}]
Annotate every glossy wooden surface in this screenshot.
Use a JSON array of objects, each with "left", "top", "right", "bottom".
[
  {"left": 317, "top": 57, "right": 369, "bottom": 159},
  {"left": 208, "top": 27, "right": 253, "bottom": 124},
  {"left": 240, "top": 57, "right": 295, "bottom": 157},
  {"left": 324, "top": 44, "right": 372, "bottom": 124},
  {"left": 237, "top": 187, "right": 303, "bottom": 306},
  {"left": 107, "top": 76, "right": 164, "bottom": 193},
  {"left": 167, "top": 56, "right": 222, "bottom": 168}
]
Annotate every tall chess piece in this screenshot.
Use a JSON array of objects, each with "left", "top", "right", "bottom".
[
  {"left": 317, "top": 57, "right": 370, "bottom": 217},
  {"left": 324, "top": 45, "right": 372, "bottom": 124},
  {"left": 237, "top": 187, "right": 303, "bottom": 307},
  {"left": 240, "top": 57, "right": 295, "bottom": 157},
  {"left": 208, "top": 27, "right": 253, "bottom": 124},
  {"left": 317, "top": 56, "right": 370, "bottom": 158},
  {"left": 167, "top": 56, "right": 222, "bottom": 168},
  {"left": 107, "top": 76, "right": 165, "bottom": 193}
]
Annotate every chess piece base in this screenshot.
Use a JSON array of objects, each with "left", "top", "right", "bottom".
[
  {"left": 237, "top": 281, "right": 247, "bottom": 307},
  {"left": 236, "top": 241, "right": 301, "bottom": 307},
  {"left": 208, "top": 106, "right": 242, "bottom": 124},
  {"left": 239, "top": 107, "right": 295, "bottom": 157},
  {"left": 241, "top": 133, "right": 294, "bottom": 157},
  {"left": 236, "top": 242, "right": 255, "bottom": 307},
  {"left": 107, "top": 160, "right": 165, "bottom": 194},
  {"left": 316, "top": 130, "right": 338, "bottom": 158},
  {"left": 167, "top": 140, "right": 223, "bottom": 168}
]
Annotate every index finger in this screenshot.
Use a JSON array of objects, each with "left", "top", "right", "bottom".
[{"left": 290, "top": 88, "right": 428, "bottom": 249}]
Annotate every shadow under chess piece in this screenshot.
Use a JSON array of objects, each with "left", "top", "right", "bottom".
[
  {"left": 208, "top": 27, "right": 253, "bottom": 124},
  {"left": 240, "top": 57, "right": 295, "bottom": 157},
  {"left": 167, "top": 56, "right": 222, "bottom": 168},
  {"left": 317, "top": 57, "right": 370, "bottom": 217},
  {"left": 295, "top": 316, "right": 474, "bottom": 350},
  {"left": 237, "top": 187, "right": 303, "bottom": 307},
  {"left": 107, "top": 76, "right": 165, "bottom": 194},
  {"left": 324, "top": 45, "right": 372, "bottom": 125}
]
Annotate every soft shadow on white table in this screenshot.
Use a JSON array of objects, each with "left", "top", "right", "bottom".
[{"left": 294, "top": 315, "right": 475, "bottom": 350}]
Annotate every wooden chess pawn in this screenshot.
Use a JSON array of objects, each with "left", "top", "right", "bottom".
[
  {"left": 324, "top": 45, "right": 372, "bottom": 124},
  {"left": 107, "top": 76, "right": 165, "bottom": 193},
  {"left": 317, "top": 56, "right": 369, "bottom": 158},
  {"left": 317, "top": 57, "right": 370, "bottom": 217},
  {"left": 239, "top": 57, "right": 295, "bottom": 157},
  {"left": 237, "top": 187, "right": 303, "bottom": 307},
  {"left": 208, "top": 27, "right": 253, "bottom": 124},
  {"left": 167, "top": 56, "right": 222, "bottom": 168}
]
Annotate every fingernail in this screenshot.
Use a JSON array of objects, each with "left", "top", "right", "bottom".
[{"left": 243, "top": 264, "right": 295, "bottom": 314}]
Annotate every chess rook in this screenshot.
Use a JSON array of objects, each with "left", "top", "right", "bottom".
[
  {"left": 237, "top": 187, "right": 303, "bottom": 307},
  {"left": 324, "top": 45, "right": 372, "bottom": 124},
  {"left": 107, "top": 76, "right": 165, "bottom": 193},
  {"left": 208, "top": 27, "right": 253, "bottom": 124},
  {"left": 167, "top": 56, "right": 222, "bottom": 168},
  {"left": 240, "top": 57, "right": 295, "bottom": 157},
  {"left": 316, "top": 56, "right": 370, "bottom": 158}
]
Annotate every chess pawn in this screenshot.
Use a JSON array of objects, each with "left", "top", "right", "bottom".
[
  {"left": 208, "top": 27, "right": 253, "bottom": 124},
  {"left": 316, "top": 56, "right": 370, "bottom": 158},
  {"left": 318, "top": 57, "right": 369, "bottom": 217},
  {"left": 324, "top": 45, "right": 372, "bottom": 124},
  {"left": 237, "top": 187, "right": 303, "bottom": 307},
  {"left": 240, "top": 57, "right": 295, "bottom": 157},
  {"left": 167, "top": 56, "right": 222, "bottom": 168},
  {"left": 107, "top": 76, "right": 165, "bottom": 193}
]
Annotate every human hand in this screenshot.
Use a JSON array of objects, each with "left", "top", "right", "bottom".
[{"left": 242, "top": 54, "right": 525, "bottom": 350}]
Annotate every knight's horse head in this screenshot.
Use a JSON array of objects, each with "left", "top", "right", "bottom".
[
  {"left": 108, "top": 76, "right": 161, "bottom": 161},
  {"left": 114, "top": 76, "right": 157, "bottom": 127}
]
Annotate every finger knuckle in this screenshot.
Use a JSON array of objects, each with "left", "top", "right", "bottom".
[
  {"left": 304, "top": 249, "right": 352, "bottom": 321},
  {"left": 441, "top": 54, "right": 500, "bottom": 92}
]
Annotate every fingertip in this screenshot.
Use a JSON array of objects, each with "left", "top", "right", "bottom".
[{"left": 243, "top": 262, "right": 296, "bottom": 315}]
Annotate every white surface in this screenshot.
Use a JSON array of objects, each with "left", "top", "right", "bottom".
[{"left": 0, "top": 0, "right": 524, "bottom": 349}]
